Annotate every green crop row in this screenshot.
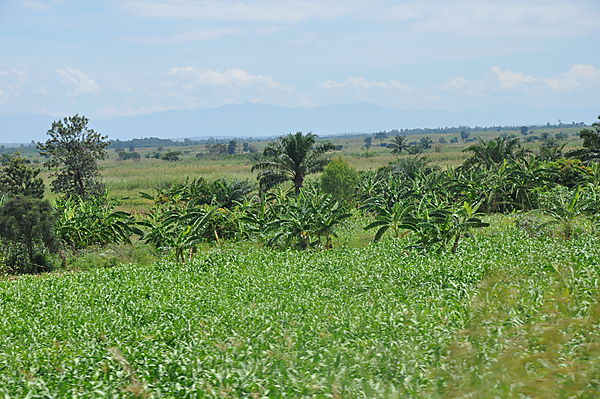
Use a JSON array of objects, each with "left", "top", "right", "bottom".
[{"left": 1, "top": 223, "right": 599, "bottom": 397}]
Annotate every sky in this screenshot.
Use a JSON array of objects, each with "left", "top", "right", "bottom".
[{"left": 1, "top": 0, "right": 599, "bottom": 124}]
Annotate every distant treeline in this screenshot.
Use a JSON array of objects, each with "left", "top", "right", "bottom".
[{"left": 371, "top": 121, "right": 587, "bottom": 137}]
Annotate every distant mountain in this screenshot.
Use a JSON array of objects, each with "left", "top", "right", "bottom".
[{"left": 0, "top": 103, "right": 596, "bottom": 143}]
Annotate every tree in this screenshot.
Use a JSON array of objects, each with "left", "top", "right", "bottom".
[
  {"left": 252, "top": 132, "right": 334, "bottom": 194},
  {"left": 0, "top": 153, "right": 44, "bottom": 198},
  {"left": 161, "top": 151, "right": 182, "bottom": 161},
  {"left": 389, "top": 136, "right": 410, "bottom": 155},
  {"left": 520, "top": 126, "right": 529, "bottom": 136},
  {"left": 227, "top": 140, "right": 237, "bottom": 155},
  {"left": 0, "top": 197, "right": 57, "bottom": 273},
  {"left": 321, "top": 157, "right": 359, "bottom": 203},
  {"left": 565, "top": 115, "right": 600, "bottom": 161},
  {"left": 460, "top": 131, "right": 471, "bottom": 142},
  {"left": 419, "top": 137, "right": 433, "bottom": 150},
  {"left": 37, "top": 115, "right": 108, "bottom": 198},
  {"left": 364, "top": 136, "right": 372, "bottom": 149}
]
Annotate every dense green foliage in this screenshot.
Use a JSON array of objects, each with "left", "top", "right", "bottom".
[{"left": 320, "top": 157, "right": 359, "bottom": 203}]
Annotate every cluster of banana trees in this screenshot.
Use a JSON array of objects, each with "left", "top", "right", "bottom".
[
  {"left": 55, "top": 194, "right": 143, "bottom": 250},
  {"left": 365, "top": 196, "right": 488, "bottom": 253},
  {"left": 141, "top": 182, "right": 351, "bottom": 260},
  {"left": 359, "top": 155, "right": 600, "bottom": 245}
]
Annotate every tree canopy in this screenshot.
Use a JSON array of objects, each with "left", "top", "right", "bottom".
[{"left": 37, "top": 115, "right": 109, "bottom": 198}]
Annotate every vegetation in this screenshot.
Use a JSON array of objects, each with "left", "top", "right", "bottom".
[
  {"left": 0, "top": 114, "right": 600, "bottom": 396},
  {"left": 37, "top": 114, "right": 109, "bottom": 198},
  {"left": 252, "top": 132, "right": 335, "bottom": 194},
  {"left": 0, "top": 197, "right": 56, "bottom": 273},
  {"left": 0, "top": 152, "right": 44, "bottom": 198}
]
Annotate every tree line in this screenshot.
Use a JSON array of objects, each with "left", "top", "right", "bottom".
[{"left": 0, "top": 114, "right": 599, "bottom": 274}]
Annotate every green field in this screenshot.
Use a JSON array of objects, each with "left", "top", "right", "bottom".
[{"left": 1, "top": 218, "right": 599, "bottom": 397}]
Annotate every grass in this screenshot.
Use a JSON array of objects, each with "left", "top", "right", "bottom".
[{"left": 1, "top": 219, "right": 599, "bottom": 397}]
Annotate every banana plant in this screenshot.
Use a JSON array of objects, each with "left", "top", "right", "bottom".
[{"left": 364, "top": 201, "right": 416, "bottom": 242}]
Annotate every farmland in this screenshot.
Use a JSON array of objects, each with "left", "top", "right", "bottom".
[
  {"left": 1, "top": 120, "right": 600, "bottom": 397},
  {"left": 1, "top": 220, "right": 599, "bottom": 397}
]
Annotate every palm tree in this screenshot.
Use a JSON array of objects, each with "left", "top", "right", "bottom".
[
  {"left": 390, "top": 135, "right": 410, "bottom": 155},
  {"left": 252, "top": 132, "right": 335, "bottom": 194}
]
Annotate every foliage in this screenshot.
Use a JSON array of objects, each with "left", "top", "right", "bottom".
[
  {"left": 389, "top": 135, "right": 410, "bottom": 155},
  {"left": 320, "top": 157, "right": 359, "bottom": 203},
  {"left": 161, "top": 151, "right": 182, "bottom": 161},
  {"left": 55, "top": 194, "right": 143, "bottom": 250},
  {"left": 0, "top": 197, "right": 56, "bottom": 273},
  {"left": 566, "top": 115, "right": 600, "bottom": 161},
  {"left": 37, "top": 115, "right": 109, "bottom": 198},
  {"left": 532, "top": 185, "right": 595, "bottom": 239},
  {"left": 144, "top": 177, "right": 254, "bottom": 209},
  {"left": 0, "top": 152, "right": 44, "bottom": 198},
  {"left": 463, "top": 136, "right": 527, "bottom": 168},
  {"left": 265, "top": 187, "right": 351, "bottom": 249},
  {"left": 252, "top": 132, "right": 334, "bottom": 194}
]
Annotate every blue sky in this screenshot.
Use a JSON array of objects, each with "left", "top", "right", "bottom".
[{"left": 1, "top": 0, "right": 599, "bottom": 122}]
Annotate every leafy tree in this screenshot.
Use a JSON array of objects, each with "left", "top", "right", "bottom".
[
  {"left": 460, "top": 131, "right": 471, "bottom": 142},
  {"left": 364, "top": 136, "right": 372, "bottom": 149},
  {"left": 566, "top": 115, "right": 600, "bottom": 161},
  {"left": 320, "top": 157, "right": 359, "bottom": 203},
  {"left": 37, "top": 115, "right": 108, "bottom": 198},
  {"left": 580, "top": 116, "right": 600, "bottom": 150},
  {"left": 0, "top": 197, "right": 57, "bottom": 273},
  {"left": 252, "top": 132, "right": 334, "bottom": 194},
  {"left": 520, "top": 126, "right": 529, "bottom": 136},
  {"left": 389, "top": 136, "right": 410, "bottom": 155},
  {"left": 0, "top": 153, "right": 44, "bottom": 198},
  {"left": 161, "top": 151, "right": 182, "bottom": 161},
  {"left": 227, "top": 140, "right": 237, "bottom": 155}
]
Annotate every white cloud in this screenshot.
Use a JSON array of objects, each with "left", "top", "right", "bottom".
[
  {"left": 57, "top": 67, "right": 100, "bottom": 95},
  {"left": 123, "top": 0, "right": 365, "bottom": 23},
  {"left": 543, "top": 64, "right": 600, "bottom": 91},
  {"left": 489, "top": 67, "right": 535, "bottom": 89},
  {"left": 21, "top": 1, "right": 55, "bottom": 11},
  {"left": 379, "top": 0, "right": 600, "bottom": 37},
  {"left": 169, "top": 67, "right": 286, "bottom": 89},
  {"left": 122, "top": 28, "right": 240, "bottom": 44},
  {"left": 122, "top": 0, "right": 600, "bottom": 38},
  {"left": 0, "top": 68, "right": 27, "bottom": 104},
  {"left": 321, "top": 77, "right": 410, "bottom": 91}
]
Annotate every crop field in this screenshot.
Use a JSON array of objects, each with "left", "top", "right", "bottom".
[{"left": 1, "top": 220, "right": 599, "bottom": 397}]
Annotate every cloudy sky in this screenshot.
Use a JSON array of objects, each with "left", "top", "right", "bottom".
[{"left": 1, "top": 0, "right": 599, "bottom": 122}]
